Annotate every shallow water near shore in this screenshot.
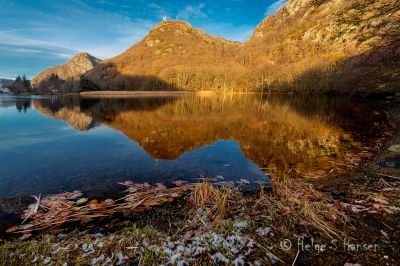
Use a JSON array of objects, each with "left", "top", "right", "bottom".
[{"left": 0, "top": 94, "right": 392, "bottom": 198}]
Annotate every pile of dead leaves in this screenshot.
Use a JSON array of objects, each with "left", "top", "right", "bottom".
[
  {"left": 340, "top": 179, "right": 400, "bottom": 214},
  {"left": 6, "top": 181, "right": 193, "bottom": 238}
]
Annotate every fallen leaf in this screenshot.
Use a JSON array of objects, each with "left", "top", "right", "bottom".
[{"left": 6, "top": 226, "right": 18, "bottom": 233}]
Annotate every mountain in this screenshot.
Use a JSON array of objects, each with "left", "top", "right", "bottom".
[
  {"left": 83, "top": 0, "right": 399, "bottom": 93},
  {"left": 33, "top": 103, "right": 95, "bottom": 131},
  {"left": 84, "top": 21, "right": 241, "bottom": 91},
  {"left": 243, "top": 0, "right": 400, "bottom": 92},
  {"left": 0, "top": 78, "right": 13, "bottom": 89},
  {"left": 35, "top": 0, "right": 399, "bottom": 94},
  {"left": 31, "top": 52, "right": 101, "bottom": 93}
]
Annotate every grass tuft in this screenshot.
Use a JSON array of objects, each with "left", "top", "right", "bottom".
[{"left": 189, "top": 181, "right": 232, "bottom": 219}]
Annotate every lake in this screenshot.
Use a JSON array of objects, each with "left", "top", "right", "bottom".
[{"left": 0, "top": 94, "right": 391, "bottom": 198}]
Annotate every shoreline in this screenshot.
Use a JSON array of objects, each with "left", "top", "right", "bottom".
[
  {"left": 3, "top": 90, "right": 398, "bottom": 99},
  {"left": 79, "top": 91, "right": 194, "bottom": 98}
]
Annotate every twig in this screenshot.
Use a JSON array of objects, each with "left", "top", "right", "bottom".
[
  {"left": 21, "top": 194, "right": 41, "bottom": 224},
  {"left": 371, "top": 172, "right": 400, "bottom": 180},
  {"left": 33, "top": 194, "right": 41, "bottom": 213},
  {"left": 381, "top": 221, "right": 394, "bottom": 231}
]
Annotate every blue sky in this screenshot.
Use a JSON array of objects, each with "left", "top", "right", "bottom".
[{"left": 0, "top": 0, "right": 286, "bottom": 79}]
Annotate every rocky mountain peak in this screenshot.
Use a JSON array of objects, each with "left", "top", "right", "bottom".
[
  {"left": 131, "top": 20, "right": 240, "bottom": 57},
  {"left": 151, "top": 20, "right": 194, "bottom": 33},
  {"left": 65, "top": 52, "right": 101, "bottom": 72},
  {"left": 31, "top": 52, "right": 101, "bottom": 92}
]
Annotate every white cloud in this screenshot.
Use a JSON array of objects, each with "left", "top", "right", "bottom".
[
  {"left": 0, "top": 27, "right": 53, "bottom": 34},
  {"left": 178, "top": 3, "right": 207, "bottom": 20},
  {"left": 148, "top": 3, "right": 170, "bottom": 20},
  {"left": 265, "top": 0, "right": 287, "bottom": 16},
  {"left": 0, "top": 7, "right": 156, "bottom": 60},
  {"left": 81, "top": 19, "right": 155, "bottom": 59},
  {"left": 0, "top": 32, "right": 77, "bottom": 59}
]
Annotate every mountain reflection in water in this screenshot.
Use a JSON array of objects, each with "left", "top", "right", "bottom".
[{"left": 0, "top": 94, "right": 390, "bottom": 197}]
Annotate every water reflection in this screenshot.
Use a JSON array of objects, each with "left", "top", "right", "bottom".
[
  {"left": 15, "top": 99, "right": 31, "bottom": 113},
  {"left": 33, "top": 94, "right": 389, "bottom": 177},
  {"left": 0, "top": 94, "right": 390, "bottom": 197}
]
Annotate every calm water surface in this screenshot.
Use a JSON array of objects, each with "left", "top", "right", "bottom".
[{"left": 0, "top": 94, "right": 390, "bottom": 198}]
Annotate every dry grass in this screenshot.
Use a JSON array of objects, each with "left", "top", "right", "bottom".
[
  {"left": 188, "top": 181, "right": 232, "bottom": 219},
  {"left": 260, "top": 177, "right": 348, "bottom": 239},
  {"left": 0, "top": 226, "right": 163, "bottom": 266},
  {"left": 0, "top": 179, "right": 357, "bottom": 265},
  {"left": 80, "top": 90, "right": 193, "bottom": 97},
  {"left": 188, "top": 179, "right": 348, "bottom": 240}
]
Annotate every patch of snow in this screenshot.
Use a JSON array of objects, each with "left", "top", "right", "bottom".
[{"left": 212, "top": 252, "right": 229, "bottom": 263}]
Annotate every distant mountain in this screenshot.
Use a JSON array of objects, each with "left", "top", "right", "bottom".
[
  {"left": 31, "top": 52, "right": 101, "bottom": 93},
  {"left": 0, "top": 78, "right": 13, "bottom": 89}
]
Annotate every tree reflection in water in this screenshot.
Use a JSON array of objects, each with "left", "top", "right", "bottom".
[{"left": 33, "top": 94, "right": 391, "bottom": 179}]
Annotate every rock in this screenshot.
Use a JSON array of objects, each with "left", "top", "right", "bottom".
[
  {"left": 0, "top": 78, "right": 13, "bottom": 89},
  {"left": 388, "top": 145, "right": 400, "bottom": 152}
]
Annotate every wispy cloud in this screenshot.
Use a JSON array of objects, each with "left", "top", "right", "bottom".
[
  {"left": 265, "top": 0, "right": 287, "bottom": 16},
  {"left": 85, "top": 19, "right": 154, "bottom": 58},
  {"left": 178, "top": 3, "right": 207, "bottom": 21},
  {"left": 0, "top": 0, "right": 278, "bottom": 78},
  {"left": 0, "top": 27, "right": 54, "bottom": 34},
  {"left": 0, "top": 33, "right": 78, "bottom": 58},
  {"left": 0, "top": 1, "right": 157, "bottom": 68},
  {"left": 0, "top": 32, "right": 77, "bottom": 57},
  {"left": 148, "top": 2, "right": 169, "bottom": 19}
]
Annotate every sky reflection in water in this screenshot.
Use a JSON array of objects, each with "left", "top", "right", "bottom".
[{"left": 0, "top": 94, "right": 389, "bottom": 197}]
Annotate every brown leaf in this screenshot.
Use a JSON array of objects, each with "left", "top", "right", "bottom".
[
  {"left": 6, "top": 226, "right": 18, "bottom": 233},
  {"left": 132, "top": 207, "right": 146, "bottom": 212},
  {"left": 50, "top": 228, "right": 64, "bottom": 234},
  {"left": 214, "top": 217, "right": 222, "bottom": 224},
  {"left": 162, "top": 197, "right": 175, "bottom": 203},
  {"left": 185, "top": 230, "right": 194, "bottom": 238}
]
